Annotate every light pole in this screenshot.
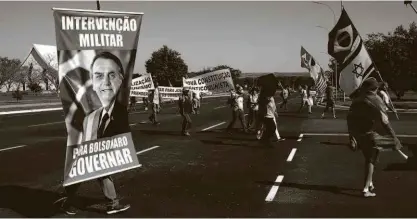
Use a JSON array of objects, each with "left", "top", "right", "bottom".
[
  {"left": 405, "top": 0, "right": 417, "bottom": 14},
  {"left": 312, "top": 1, "right": 337, "bottom": 24}
]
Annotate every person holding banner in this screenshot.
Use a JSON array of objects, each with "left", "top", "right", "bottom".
[
  {"left": 247, "top": 86, "right": 260, "bottom": 130},
  {"left": 226, "top": 85, "right": 248, "bottom": 133},
  {"left": 149, "top": 84, "right": 161, "bottom": 125},
  {"left": 60, "top": 51, "right": 131, "bottom": 215},
  {"left": 347, "top": 77, "right": 403, "bottom": 198},
  {"left": 178, "top": 88, "right": 193, "bottom": 136}
]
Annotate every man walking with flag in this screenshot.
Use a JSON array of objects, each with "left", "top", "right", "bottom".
[{"left": 347, "top": 77, "right": 403, "bottom": 197}]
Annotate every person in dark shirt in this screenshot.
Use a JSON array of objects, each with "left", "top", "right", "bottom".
[
  {"left": 321, "top": 81, "right": 336, "bottom": 119},
  {"left": 347, "top": 77, "right": 402, "bottom": 198},
  {"left": 178, "top": 88, "right": 193, "bottom": 136}
]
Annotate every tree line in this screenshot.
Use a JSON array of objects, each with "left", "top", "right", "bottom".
[
  {"left": 327, "top": 22, "right": 417, "bottom": 100},
  {"left": 2, "top": 21, "right": 416, "bottom": 96}
]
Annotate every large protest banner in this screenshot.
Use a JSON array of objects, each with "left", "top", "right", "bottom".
[
  {"left": 53, "top": 8, "right": 143, "bottom": 186},
  {"left": 158, "top": 86, "right": 183, "bottom": 100},
  {"left": 183, "top": 69, "right": 234, "bottom": 94},
  {"left": 130, "top": 73, "right": 154, "bottom": 98}
]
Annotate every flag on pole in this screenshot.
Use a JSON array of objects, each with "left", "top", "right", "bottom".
[
  {"left": 328, "top": 8, "right": 378, "bottom": 96},
  {"left": 300, "top": 46, "right": 327, "bottom": 94}
]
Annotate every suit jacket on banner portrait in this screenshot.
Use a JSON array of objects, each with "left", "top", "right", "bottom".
[{"left": 81, "top": 101, "right": 130, "bottom": 142}]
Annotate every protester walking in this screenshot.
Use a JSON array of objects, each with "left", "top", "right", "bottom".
[
  {"left": 279, "top": 84, "right": 290, "bottom": 111},
  {"left": 226, "top": 85, "right": 248, "bottom": 133},
  {"left": 321, "top": 81, "right": 336, "bottom": 119},
  {"left": 148, "top": 84, "right": 161, "bottom": 125},
  {"left": 298, "top": 85, "right": 309, "bottom": 112},
  {"left": 192, "top": 92, "right": 200, "bottom": 114},
  {"left": 129, "top": 96, "right": 136, "bottom": 112},
  {"left": 258, "top": 94, "right": 281, "bottom": 147},
  {"left": 178, "top": 88, "right": 193, "bottom": 136},
  {"left": 247, "top": 86, "right": 260, "bottom": 130},
  {"left": 347, "top": 77, "right": 403, "bottom": 198},
  {"left": 143, "top": 96, "right": 148, "bottom": 111}
]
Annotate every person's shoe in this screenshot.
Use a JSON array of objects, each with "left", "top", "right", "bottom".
[
  {"left": 182, "top": 132, "right": 190, "bottom": 136},
  {"left": 333, "top": 116, "right": 337, "bottom": 119},
  {"left": 61, "top": 205, "right": 78, "bottom": 215},
  {"left": 153, "top": 122, "right": 160, "bottom": 125},
  {"left": 277, "top": 138, "right": 286, "bottom": 142},
  {"left": 363, "top": 191, "right": 376, "bottom": 198},
  {"left": 106, "top": 204, "right": 131, "bottom": 215}
]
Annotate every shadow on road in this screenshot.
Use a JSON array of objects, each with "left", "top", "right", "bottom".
[
  {"left": 384, "top": 157, "right": 417, "bottom": 171},
  {"left": 139, "top": 130, "right": 181, "bottom": 137},
  {"left": 200, "top": 139, "right": 265, "bottom": 149},
  {"left": 0, "top": 185, "right": 105, "bottom": 217},
  {"left": 257, "top": 181, "right": 362, "bottom": 198}
]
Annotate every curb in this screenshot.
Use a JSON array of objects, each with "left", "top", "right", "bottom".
[{"left": 0, "top": 94, "right": 229, "bottom": 116}]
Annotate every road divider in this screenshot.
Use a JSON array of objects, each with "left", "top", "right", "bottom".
[
  {"left": 265, "top": 175, "right": 284, "bottom": 202},
  {"left": 0, "top": 145, "right": 27, "bottom": 152},
  {"left": 287, "top": 148, "right": 297, "bottom": 162},
  {"left": 202, "top": 122, "right": 226, "bottom": 131},
  {"left": 28, "top": 121, "right": 64, "bottom": 128},
  {"left": 297, "top": 134, "right": 304, "bottom": 142},
  {"left": 136, "top": 146, "right": 160, "bottom": 155}
]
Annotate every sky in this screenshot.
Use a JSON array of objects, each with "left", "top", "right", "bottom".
[{"left": 0, "top": 1, "right": 415, "bottom": 74}]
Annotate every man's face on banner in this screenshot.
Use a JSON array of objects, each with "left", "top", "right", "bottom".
[{"left": 91, "top": 58, "right": 123, "bottom": 107}]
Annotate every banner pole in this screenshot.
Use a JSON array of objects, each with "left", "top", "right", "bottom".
[{"left": 96, "top": 0, "right": 101, "bottom": 10}]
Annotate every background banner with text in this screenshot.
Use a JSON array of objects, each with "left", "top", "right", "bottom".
[
  {"left": 183, "top": 69, "right": 234, "bottom": 94},
  {"left": 53, "top": 8, "right": 143, "bottom": 186},
  {"left": 130, "top": 73, "right": 154, "bottom": 97},
  {"left": 158, "top": 86, "right": 183, "bottom": 100}
]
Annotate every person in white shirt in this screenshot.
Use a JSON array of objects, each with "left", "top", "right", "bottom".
[
  {"left": 226, "top": 85, "right": 248, "bottom": 133},
  {"left": 378, "top": 82, "right": 395, "bottom": 112},
  {"left": 247, "top": 86, "right": 260, "bottom": 129},
  {"left": 259, "top": 94, "right": 280, "bottom": 147},
  {"left": 279, "top": 83, "right": 290, "bottom": 111},
  {"left": 298, "top": 85, "right": 309, "bottom": 113}
]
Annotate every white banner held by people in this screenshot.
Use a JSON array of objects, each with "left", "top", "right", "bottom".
[
  {"left": 130, "top": 73, "right": 154, "bottom": 97},
  {"left": 183, "top": 69, "right": 235, "bottom": 94},
  {"left": 158, "top": 86, "right": 183, "bottom": 100}
]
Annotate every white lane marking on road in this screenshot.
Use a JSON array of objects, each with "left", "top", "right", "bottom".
[
  {"left": 136, "top": 146, "right": 160, "bottom": 155},
  {"left": 28, "top": 121, "right": 64, "bottom": 127},
  {"left": 0, "top": 145, "right": 27, "bottom": 152},
  {"left": 0, "top": 107, "right": 63, "bottom": 115},
  {"left": 202, "top": 121, "right": 226, "bottom": 131},
  {"left": 214, "top": 106, "right": 226, "bottom": 110},
  {"left": 297, "top": 134, "right": 304, "bottom": 142},
  {"left": 287, "top": 148, "right": 297, "bottom": 162},
  {"left": 130, "top": 110, "right": 146, "bottom": 114},
  {"left": 265, "top": 175, "right": 284, "bottom": 202},
  {"left": 303, "top": 133, "right": 417, "bottom": 138}
]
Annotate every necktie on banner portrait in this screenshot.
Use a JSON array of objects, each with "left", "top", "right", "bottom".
[
  {"left": 183, "top": 69, "right": 234, "bottom": 95},
  {"left": 328, "top": 8, "right": 379, "bottom": 96},
  {"left": 53, "top": 8, "right": 143, "bottom": 186},
  {"left": 130, "top": 73, "right": 154, "bottom": 98},
  {"left": 300, "top": 46, "right": 327, "bottom": 95}
]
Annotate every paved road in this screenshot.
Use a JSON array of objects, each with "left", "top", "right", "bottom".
[{"left": 0, "top": 95, "right": 416, "bottom": 217}]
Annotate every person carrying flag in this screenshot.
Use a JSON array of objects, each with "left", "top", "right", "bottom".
[
  {"left": 347, "top": 77, "right": 403, "bottom": 198},
  {"left": 226, "top": 85, "right": 248, "bottom": 134}
]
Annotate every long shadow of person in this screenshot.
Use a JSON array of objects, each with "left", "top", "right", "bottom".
[
  {"left": 0, "top": 185, "right": 103, "bottom": 217},
  {"left": 256, "top": 181, "right": 362, "bottom": 198}
]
